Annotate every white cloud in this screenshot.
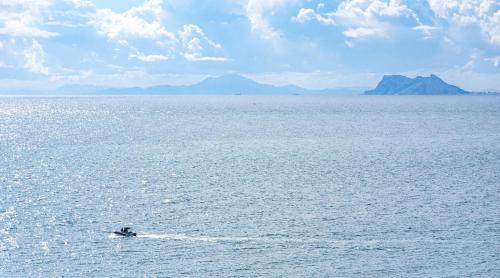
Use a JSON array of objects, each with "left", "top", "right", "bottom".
[
  {"left": 292, "top": 8, "right": 316, "bottom": 23},
  {"left": 333, "top": 0, "right": 422, "bottom": 38},
  {"left": 480, "top": 9, "right": 500, "bottom": 45},
  {"left": 88, "top": 2, "right": 227, "bottom": 63},
  {"left": 460, "top": 48, "right": 500, "bottom": 73},
  {"left": 45, "top": 20, "right": 87, "bottom": 28},
  {"left": 89, "top": 0, "right": 176, "bottom": 42},
  {"left": 292, "top": 0, "right": 498, "bottom": 44},
  {"left": 343, "top": 27, "right": 386, "bottom": 38},
  {"left": 0, "top": 0, "right": 59, "bottom": 38},
  {"left": 0, "top": 0, "right": 52, "bottom": 7},
  {"left": 179, "top": 24, "right": 221, "bottom": 49},
  {"left": 24, "top": 40, "right": 49, "bottom": 75},
  {"left": 184, "top": 53, "right": 230, "bottom": 62},
  {"left": 178, "top": 24, "right": 229, "bottom": 62},
  {"left": 412, "top": 24, "right": 438, "bottom": 39},
  {"left": 428, "top": 0, "right": 500, "bottom": 45},
  {"left": 128, "top": 51, "right": 170, "bottom": 62},
  {"left": 485, "top": 56, "right": 500, "bottom": 67},
  {"left": 69, "top": 0, "right": 95, "bottom": 9},
  {"left": 292, "top": 8, "right": 335, "bottom": 25},
  {"left": 0, "top": 20, "right": 59, "bottom": 38},
  {"left": 292, "top": 0, "right": 430, "bottom": 40},
  {"left": 245, "top": 0, "right": 290, "bottom": 40}
]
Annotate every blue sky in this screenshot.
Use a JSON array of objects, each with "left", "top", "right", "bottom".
[{"left": 0, "top": 0, "right": 499, "bottom": 91}]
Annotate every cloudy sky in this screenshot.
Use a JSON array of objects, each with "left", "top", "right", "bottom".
[{"left": 0, "top": 0, "right": 499, "bottom": 91}]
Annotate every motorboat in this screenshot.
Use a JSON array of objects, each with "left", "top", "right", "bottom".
[{"left": 113, "top": 227, "right": 137, "bottom": 237}]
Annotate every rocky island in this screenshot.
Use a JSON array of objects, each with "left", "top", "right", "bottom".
[{"left": 365, "top": 74, "right": 469, "bottom": 95}]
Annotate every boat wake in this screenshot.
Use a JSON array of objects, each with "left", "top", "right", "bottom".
[
  {"left": 109, "top": 233, "right": 327, "bottom": 243},
  {"left": 109, "top": 233, "right": 493, "bottom": 245},
  {"left": 136, "top": 233, "right": 314, "bottom": 243}
]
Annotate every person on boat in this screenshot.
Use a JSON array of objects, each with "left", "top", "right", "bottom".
[
  {"left": 119, "top": 227, "right": 133, "bottom": 234},
  {"left": 115, "top": 227, "right": 136, "bottom": 236}
]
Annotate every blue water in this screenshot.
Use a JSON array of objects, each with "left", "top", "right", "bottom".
[{"left": 0, "top": 95, "right": 499, "bottom": 277}]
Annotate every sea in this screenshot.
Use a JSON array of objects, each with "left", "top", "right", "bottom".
[{"left": 0, "top": 95, "right": 499, "bottom": 277}]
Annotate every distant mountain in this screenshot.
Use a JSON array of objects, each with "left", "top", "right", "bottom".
[
  {"left": 95, "top": 74, "right": 362, "bottom": 95},
  {"left": 365, "top": 74, "right": 469, "bottom": 95},
  {"left": 0, "top": 74, "right": 364, "bottom": 95}
]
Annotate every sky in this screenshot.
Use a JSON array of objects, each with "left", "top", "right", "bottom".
[{"left": 0, "top": 0, "right": 499, "bottom": 91}]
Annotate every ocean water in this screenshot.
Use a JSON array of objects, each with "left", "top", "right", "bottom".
[{"left": 0, "top": 95, "right": 499, "bottom": 277}]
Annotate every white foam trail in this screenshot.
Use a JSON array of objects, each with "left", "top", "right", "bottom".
[
  {"left": 135, "top": 234, "right": 310, "bottom": 243},
  {"left": 137, "top": 233, "right": 325, "bottom": 243},
  {"left": 138, "top": 234, "right": 222, "bottom": 242},
  {"left": 110, "top": 233, "right": 494, "bottom": 245}
]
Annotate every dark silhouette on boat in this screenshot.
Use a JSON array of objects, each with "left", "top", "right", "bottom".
[{"left": 113, "top": 227, "right": 137, "bottom": 237}]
